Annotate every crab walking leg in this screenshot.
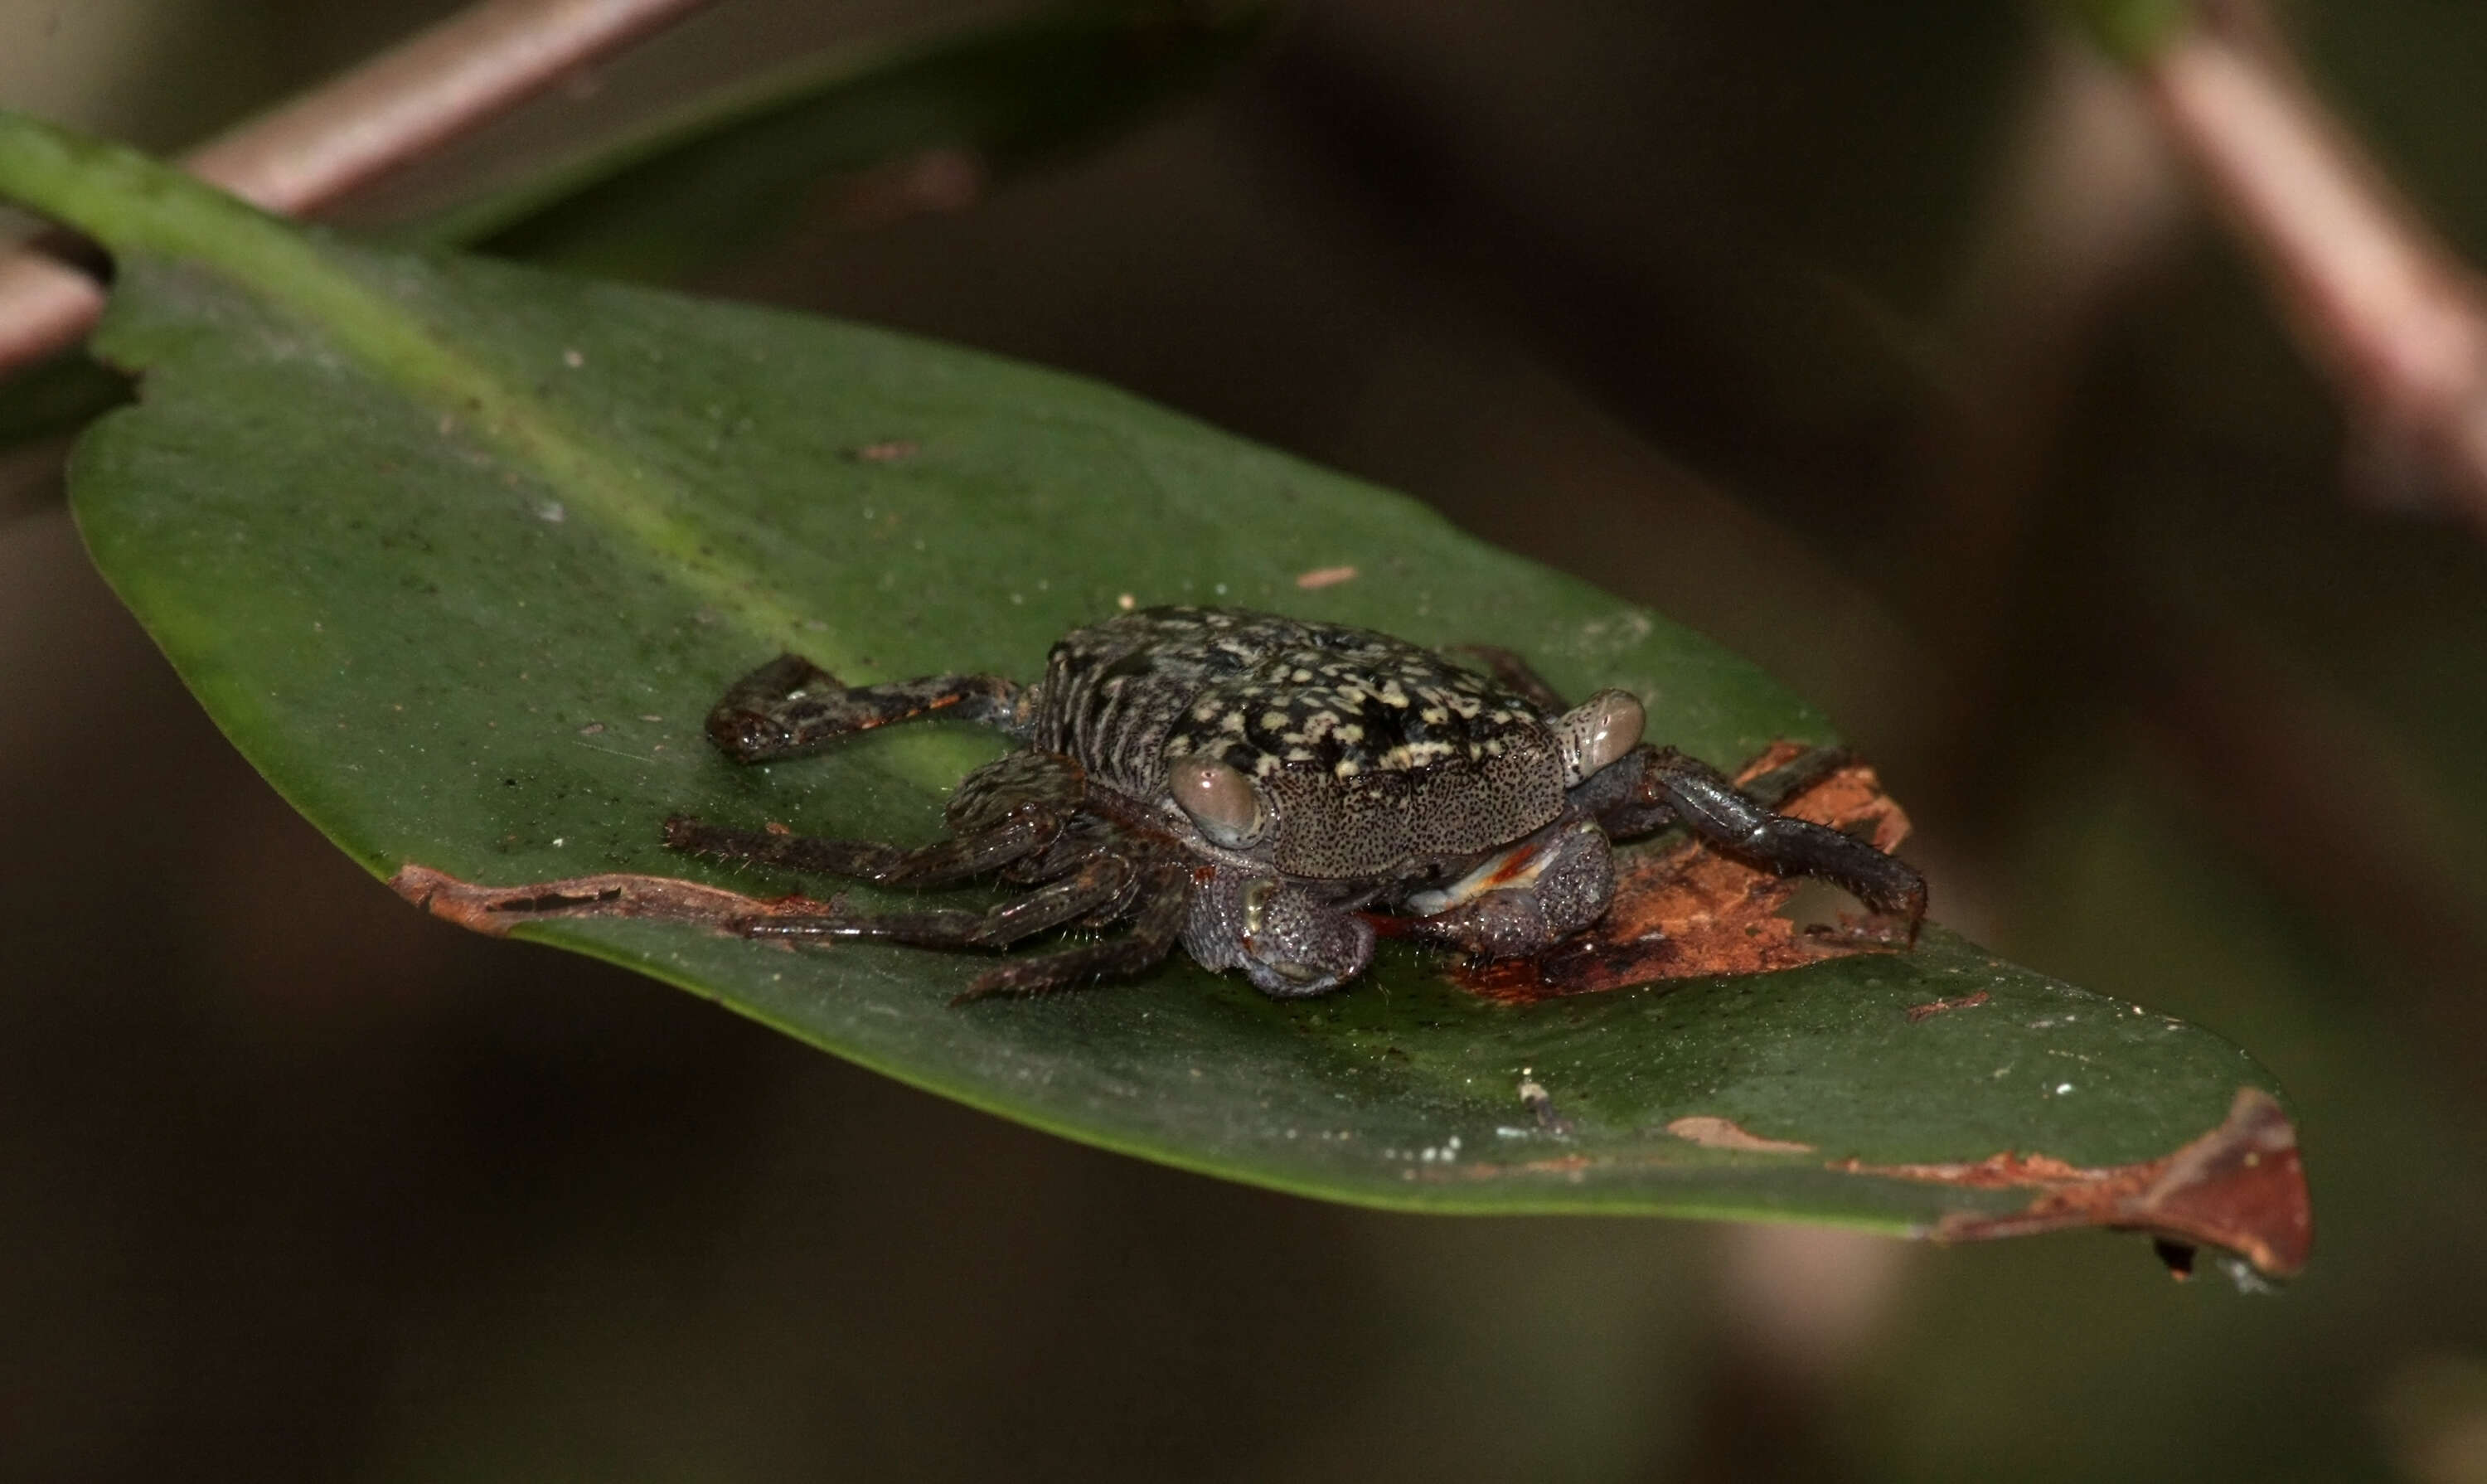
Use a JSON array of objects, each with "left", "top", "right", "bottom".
[
  {"left": 957, "top": 859, "right": 1197, "bottom": 1001},
  {"left": 704, "top": 653, "right": 1027, "bottom": 762},
  {"left": 1636, "top": 747, "right": 1928, "bottom": 931},
  {"left": 662, "top": 803, "right": 1064, "bottom": 889},
  {"left": 732, "top": 851, "right": 1137, "bottom": 948},
  {"left": 1735, "top": 744, "right": 1855, "bottom": 811}
]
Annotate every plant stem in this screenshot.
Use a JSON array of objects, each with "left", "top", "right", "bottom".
[
  {"left": 0, "top": 0, "right": 722, "bottom": 377},
  {"left": 2111, "top": 2, "right": 2487, "bottom": 536}
]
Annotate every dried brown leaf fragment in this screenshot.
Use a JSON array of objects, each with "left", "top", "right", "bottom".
[
  {"left": 1904, "top": 990, "right": 1990, "bottom": 1022},
  {"left": 1841, "top": 1087, "right": 2311, "bottom": 1278},
  {"left": 1665, "top": 1117, "right": 1816, "bottom": 1155},
  {"left": 391, "top": 861, "right": 826, "bottom": 935},
  {"left": 1458, "top": 740, "right": 1915, "bottom": 1000}
]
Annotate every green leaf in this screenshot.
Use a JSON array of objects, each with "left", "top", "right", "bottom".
[
  {"left": 0, "top": 347, "right": 130, "bottom": 449},
  {"left": 2058, "top": 0, "right": 2194, "bottom": 64},
  {"left": 429, "top": 0, "right": 1280, "bottom": 279},
  {"left": 0, "top": 0, "right": 1277, "bottom": 453},
  {"left": 0, "top": 113, "right": 2310, "bottom": 1273}
]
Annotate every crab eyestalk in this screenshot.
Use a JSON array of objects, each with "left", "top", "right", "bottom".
[
  {"left": 1554, "top": 689, "right": 1645, "bottom": 787},
  {"left": 1172, "top": 757, "right": 1268, "bottom": 848}
]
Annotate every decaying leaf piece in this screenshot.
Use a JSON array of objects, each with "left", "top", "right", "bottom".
[
  {"left": 1843, "top": 1086, "right": 2313, "bottom": 1277},
  {"left": 392, "top": 862, "right": 827, "bottom": 935},
  {"left": 1426, "top": 1087, "right": 2308, "bottom": 1276},
  {"left": 1460, "top": 740, "right": 1914, "bottom": 999},
  {"left": 1905, "top": 990, "right": 1990, "bottom": 1022},
  {"left": 1665, "top": 1116, "right": 1817, "bottom": 1154}
]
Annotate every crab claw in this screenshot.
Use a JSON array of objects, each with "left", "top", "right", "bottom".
[{"left": 1183, "top": 869, "right": 1373, "bottom": 997}]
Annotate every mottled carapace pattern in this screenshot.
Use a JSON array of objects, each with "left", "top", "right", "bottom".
[{"left": 1035, "top": 608, "right": 1564, "bottom": 879}]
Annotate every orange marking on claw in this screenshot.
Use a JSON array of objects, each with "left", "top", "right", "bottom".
[{"left": 1480, "top": 842, "right": 1542, "bottom": 890}]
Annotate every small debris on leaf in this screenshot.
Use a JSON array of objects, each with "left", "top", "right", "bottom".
[
  {"left": 1905, "top": 990, "right": 1990, "bottom": 1022},
  {"left": 1516, "top": 1070, "right": 1574, "bottom": 1136},
  {"left": 1294, "top": 565, "right": 1359, "bottom": 590},
  {"left": 848, "top": 439, "right": 919, "bottom": 463},
  {"left": 2153, "top": 1238, "right": 2198, "bottom": 1280},
  {"left": 1665, "top": 1116, "right": 1816, "bottom": 1154}
]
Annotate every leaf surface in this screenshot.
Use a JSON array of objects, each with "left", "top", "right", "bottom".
[
  {"left": 0, "top": 114, "right": 2309, "bottom": 1271},
  {"left": 432, "top": 0, "right": 1277, "bottom": 278},
  {"left": 1, "top": 1, "right": 1277, "bottom": 450}
]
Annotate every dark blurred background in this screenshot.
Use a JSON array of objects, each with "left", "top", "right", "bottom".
[{"left": 6, "top": 1, "right": 2487, "bottom": 1479}]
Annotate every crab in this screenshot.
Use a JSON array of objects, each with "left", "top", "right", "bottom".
[{"left": 662, "top": 606, "right": 1926, "bottom": 1001}]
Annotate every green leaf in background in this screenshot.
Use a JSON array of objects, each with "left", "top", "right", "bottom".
[
  {"left": 438, "top": 0, "right": 1282, "bottom": 279},
  {"left": 0, "top": 0, "right": 1279, "bottom": 451},
  {"left": 2060, "top": 0, "right": 2194, "bottom": 65},
  {"left": 0, "top": 112, "right": 2311, "bottom": 1275}
]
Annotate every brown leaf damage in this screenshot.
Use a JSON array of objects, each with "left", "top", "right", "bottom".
[
  {"left": 1843, "top": 1087, "right": 2313, "bottom": 1278},
  {"left": 1459, "top": 741, "right": 1914, "bottom": 1000},
  {"left": 1665, "top": 1116, "right": 1816, "bottom": 1154},
  {"left": 1904, "top": 990, "right": 1990, "bottom": 1022},
  {"left": 391, "top": 862, "right": 827, "bottom": 935}
]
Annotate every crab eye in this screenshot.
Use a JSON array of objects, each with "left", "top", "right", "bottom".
[
  {"left": 1555, "top": 689, "right": 1645, "bottom": 785},
  {"left": 1172, "top": 759, "right": 1268, "bottom": 848}
]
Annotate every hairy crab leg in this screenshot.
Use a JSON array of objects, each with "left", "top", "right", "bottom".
[
  {"left": 1735, "top": 744, "right": 1855, "bottom": 811},
  {"left": 956, "top": 860, "right": 1196, "bottom": 1002},
  {"left": 705, "top": 653, "right": 1028, "bottom": 763},
  {"left": 662, "top": 802, "right": 1063, "bottom": 888},
  {"left": 732, "top": 852, "right": 1137, "bottom": 949},
  {"left": 1634, "top": 747, "right": 1928, "bottom": 933}
]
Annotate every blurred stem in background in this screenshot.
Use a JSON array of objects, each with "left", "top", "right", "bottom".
[
  {"left": 2080, "top": 0, "right": 2487, "bottom": 537},
  {"left": 0, "top": 0, "right": 727, "bottom": 373},
  {"left": 1923, "top": 0, "right": 2487, "bottom": 1065},
  {"left": 9, "top": 0, "right": 2487, "bottom": 552},
  {"left": 0, "top": 0, "right": 1279, "bottom": 453}
]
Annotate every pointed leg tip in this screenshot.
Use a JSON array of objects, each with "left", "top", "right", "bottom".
[{"left": 951, "top": 977, "right": 1011, "bottom": 1006}]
